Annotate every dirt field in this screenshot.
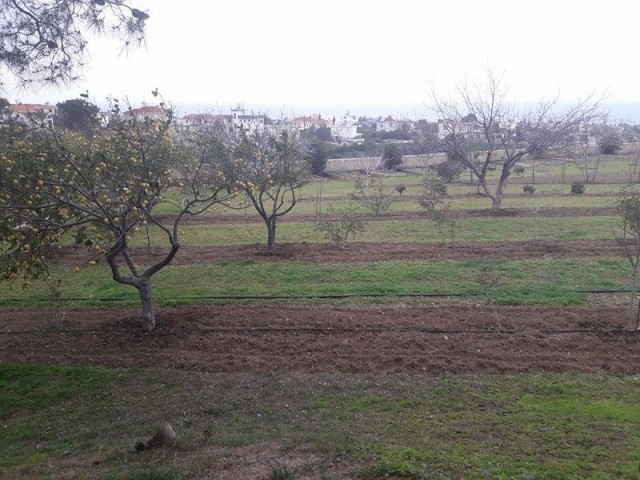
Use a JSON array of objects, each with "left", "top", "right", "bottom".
[
  {"left": 1, "top": 304, "right": 638, "bottom": 375},
  {"left": 5, "top": 202, "right": 639, "bottom": 379},
  {"left": 48, "top": 238, "right": 630, "bottom": 266}
]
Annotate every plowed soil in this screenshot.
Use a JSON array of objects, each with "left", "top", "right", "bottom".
[
  {"left": 49, "top": 239, "right": 627, "bottom": 265},
  {"left": 0, "top": 304, "right": 638, "bottom": 375},
  {"left": 5, "top": 200, "right": 639, "bottom": 376}
]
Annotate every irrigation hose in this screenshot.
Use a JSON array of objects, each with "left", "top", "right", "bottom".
[
  {"left": 0, "top": 287, "right": 635, "bottom": 304},
  {"left": 0, "top": 325, "right": 636, "bottom": 336}
]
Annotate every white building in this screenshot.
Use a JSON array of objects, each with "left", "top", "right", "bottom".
[
  {"left": 376, "top": 116, "right": 400, "bottom": 133},
  {"left": 2, "top": 103, "right": 57, "bottom": 128},
  {"left": 330, "top": 111, "right": 361, "bottom": 142},
  {"left": 231, "top": 106, "right": 266, "bottom": 132}
]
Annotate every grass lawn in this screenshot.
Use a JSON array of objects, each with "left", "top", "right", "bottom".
[
  {"left": 0, "top": 257, "right": 629, "bottom": 307},
  {"left": 1, "top": 364, "right": 639, "bottom": 479},
  {"left": 3, "top": 155, "right": 640, "bottom": 479},
  {"left": 128, "top": 215, "right": 620, "bottom": 247}
]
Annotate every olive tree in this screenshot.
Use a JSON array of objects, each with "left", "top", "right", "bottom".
[
  {"left": 432, "top": 72, "right": 600, "bottom": 212},
  {"left": 0, "top": 100, "right": 236, "bottom": 331},
  {"left": 228, "top": 128, "right": 309, "bottom": 249},
  {"left": 1, "top": 0, "right": 148, "bottom": 88}
]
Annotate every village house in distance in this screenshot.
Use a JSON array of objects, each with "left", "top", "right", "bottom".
[{"left": 1, "top": 101, "right": 630, "bottom": 169}]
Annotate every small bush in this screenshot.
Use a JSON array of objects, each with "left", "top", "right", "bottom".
[
  {"left": 352, "top": 178, "right": 392, "bottom": 216},
  {"left": 523, "top": 185, "right": 536, "bottom": 194},
  {"left": 382, "top": 144, "right": 403, "bottom": 170},
  {"left": 315, "top": 204, "right": 367, "bottom": 249},
  {"left": 270, "top": 462, "right": 298, "bottom": 480},
  {"left": 571, "top": 181, "right": 585, "bottom": 194},
  {"left": 436, "top": 160, "right": 464, "bottom": 183},
  {"left": 395, "top": 183, "right": 406, "bottom": 195},
  {"left": 513, "top": 166, "right": 526, "bottom": 177}
]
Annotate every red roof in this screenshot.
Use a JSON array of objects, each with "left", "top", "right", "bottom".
[
  {"left": 294, "top": 116, "right": 328, "bottom": 125},
  {"left": 9, "top": 104, "right": 55, "bottom": 113},
  {"left": 127, "top": 106, "right": 164, "bottom": 116}
]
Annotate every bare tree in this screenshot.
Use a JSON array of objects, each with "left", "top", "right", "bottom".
[
  {"left": 563, "top": 116, "right": 620, "bottom": 184},
  {"left": 360, "top": 155, "right": 382, "bottom": 186},
  {"left": 616, "top": 186, "right": 640, "bottom": 331},
  {"left": 0, "top": 0, "right": 148, "bottom": 88},
  {"left": 432, "top": 72, "right": 600, "bottom": 212}
]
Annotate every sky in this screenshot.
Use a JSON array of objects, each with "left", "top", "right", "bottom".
[{"left": 4, "top": 0, "right": 640, "bottom": 119}]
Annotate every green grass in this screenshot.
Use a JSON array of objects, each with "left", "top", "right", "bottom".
[
  {"left": 129, "top": 214, "right": 620, "bottom": 247},
  {"left": 0, "top": 257, "right": 630, "bottom": 307},
  {"left": 2, "top": 364, "right": 639, "bottom": 479},
  {"left": 172, "top": 193, "right": 616, "bottom": 217}
]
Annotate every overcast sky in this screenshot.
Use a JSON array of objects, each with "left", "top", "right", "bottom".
[{"left": 4, "top": 0, "right": 640, "bottom": 118}]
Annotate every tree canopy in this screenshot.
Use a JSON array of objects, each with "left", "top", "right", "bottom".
[
  {"left": 433, "top": 72, "right": 600, "bottom": 211},
  {"left": 0, "top": 99, "right": 236, "bottom": 331},
  {"left": 0, "top": 0, "right": 149, "bottom": 88},
  {"left": 227, "top": 128, "right": 309, "bottom": 248},
  {"left": 55, "top": 97, "right": 101, "bottom": 136}
]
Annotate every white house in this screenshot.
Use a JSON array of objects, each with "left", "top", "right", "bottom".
[
  {"left": 2, "top": 103, "right": 57, "bottom": 128},
  {"left": 177, "top": 113, "right": 233, "bottom": 132},
  {"left": 231, "top": 106, "right": 266, "bottom": 132},
  {"left": 330, "top": 111, "right": 361, "bottom": 142},
  {"left": 292, "top": 114, "right": 329, "bottom": 131},
  {"left": 376, "top": 116, "right": 399, "bottom": 133}
]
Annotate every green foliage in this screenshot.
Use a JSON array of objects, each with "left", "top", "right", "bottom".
[
  {"left": 523, "top": 185, "right": 536, "bottom": 194},
  {"left": 55, "top": 98, "right": 101, "bottom": 137},
  {"left": 0, "top": 104, "right": 176, "bottom": 288},
  {"left": 352, "top": 178, "right": 392, "bottom": 216},
  {"left": 230, "top": 128, "right": 309, "bottom": 247},
  {"left": 513, "top": 165, "right": 525, "bottom": 177},
  {"left": 418, "top": 175, "right": 456, "bottom": 246},
  {"left": 270, "top": 462, "right": 298, "bottom": 480},
  {"left": 570, "top": 181, "right": 585, "bottom": 194},
  {"left": 359, "top": 448, "right": 427, "bottom": 478},
  {"left": 305, "top": 142, "right": 328, "bottom": 176},
  {"left": 382, "top": 143, "right": 403, "bottom": 170},
  {"left": 436, "top": 159, "right": 464, "bottom": 183},
  {"left": 0, "top": 0, "right": 148, "bottom": 87},
  {"left": 395, "top": 183, "right": 406, "bottom": 195},
  {"left": 315, "top": 203, "right": 367, "bottom": 249},
  {"left": 0, "top": 98, "right": 236, "bottom": 329}
]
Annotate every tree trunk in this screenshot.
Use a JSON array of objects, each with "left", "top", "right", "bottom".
[
  {"left": 266, "top": 217, "right": 277, "bottom": 249},
  {"left": 490, "top": 194, "right": 503, "bottom": 213},
  {"left": 491, "top": 164, "right": 510, "bottom": 213},
  {"left": 137, "top": 279, "right": 156, "bottom": 332},
  {"left": 630, "top": 267, "right": 639, "bottom": 331}
]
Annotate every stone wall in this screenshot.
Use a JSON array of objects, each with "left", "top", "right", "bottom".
[
  {"left": 324, "top": 143, "right": 640, "bottom": 173},
  {"left": 325, "top": 153, "right": 448, "bottom": 172}
]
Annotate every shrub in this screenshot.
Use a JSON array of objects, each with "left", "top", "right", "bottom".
[
  {"left": 418, "top": 176, "right": 457, "bottom": 246},
  {"left": 395, "top": 183, "right": 406, "bottom": 195},
  {"left": 315, "top": 204, "right": 367, "bottom": 249},
  {"left": 571, "top": 181, "right": 585, "bottom": 194},
  {"left": 513, "top": 166, "right": 525, "bottom": 177},
  {"left": 305, "top": 142, "right": 327, "bottom": 176},
  {"left": 436, "top": 159, "right": 464, "bottom": 183},
  {"left": 382, "top": 144, "right": 403, "bottom": 170},
  {"left": 523, "top": 185, "right": 536, "bottom": 194},
  {"left": 352, "top": 178, "right": 392, "bottom": 216}
]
